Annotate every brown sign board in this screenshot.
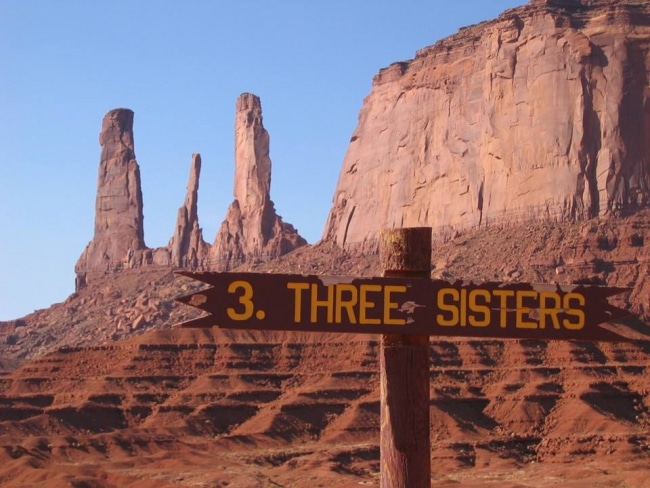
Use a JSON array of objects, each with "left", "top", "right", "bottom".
[{"left": 175, "top": 271, "right": 648, "bottom": 342}]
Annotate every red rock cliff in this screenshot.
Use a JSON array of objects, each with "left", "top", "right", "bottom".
[{"left": 324, "top": 0, "right": 650, "bottom": 247}]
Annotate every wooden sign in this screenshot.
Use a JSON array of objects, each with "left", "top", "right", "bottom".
[{"left": 175, "top": 271, "right": 644, "bottom": 342}]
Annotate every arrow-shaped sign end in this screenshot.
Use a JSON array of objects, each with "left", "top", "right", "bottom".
[
  {"left": 596, "top": 315, "right": 650, "bottom": 342},
  {"left": 174, "top": 277, "right": 219, "bottom": 328}
]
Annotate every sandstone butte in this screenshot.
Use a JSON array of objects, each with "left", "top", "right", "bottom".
[
  {"left": 324, "top": 0, "right": 650, "bottom": 249},
  {"left": 75, "top": 93, "right": 306, "bottom": 289}
]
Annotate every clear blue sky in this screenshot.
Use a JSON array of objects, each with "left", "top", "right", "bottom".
[{"left": 0, "top": 0, "right": 525, "bottom": 320}]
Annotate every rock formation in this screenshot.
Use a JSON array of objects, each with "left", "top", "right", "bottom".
[
  {"left": 324, "top": 0, "right": 650, "bottom": 248},
  {"left": 211, "top": 93, "right": 307, "bottom": 269},
  {"left": 76, "top": 95, "right": 305, "bottom": 288},
  {"left": 75, "top": 109, "right": 149, "bottom": 288},
  {"left": 168, "top": 154, "right": 210, "bottom": 268}
]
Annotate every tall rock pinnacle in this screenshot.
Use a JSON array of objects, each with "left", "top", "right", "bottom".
[
  {"left": 233, "top": 94, "right": 272, "bottom": 221},
  {"left": 212, "top": 93, "right": 306, "bottom": 269},
  {"left": 75, "top": 109, "right": 147, "bottom": 289},
  {"left": 168, "top": 153, "right": 209, "bottom": 268}
]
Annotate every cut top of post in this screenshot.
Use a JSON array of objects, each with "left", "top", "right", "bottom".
[{"left": 379, "top": 227, "right": 432, "bottom": 274}]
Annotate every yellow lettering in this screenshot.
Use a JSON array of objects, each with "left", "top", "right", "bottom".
[
  {"left": 335, "top": 284, "right": 358, "bottom": 324},
  {"left": 468, "top": 289, "right": 490, "bottom": 327},
  {"left": 359, "top": 284, "right": 382, "bottom": 325},
  {"left": 516, "top": 290, "right": 538, "bottom": 329},
  {"left": 563, "top": 292, "right": 585, "bottom": 330},
  {"left": 437, "top": 288, "right": 459, "bottom": 326},
  {"left": 539, "top": 292, "right": 561, "bottom": 329},
  {"left": 227, "top": 280, "right": 255, "bottom": 321},
  {"left": 493, "top": 290, "right": 514, "bottom": 328},
  {"left": 383, "top": 285, "right": 406, "bottom": 325},
  {"left": 287, "top": 282, "right": 309, "bottom": 322},
  {"left": 310, "top": 283, "right": 334, "bottom": 323},
  {"left": 460, "top": 288, "right": 467, "bottom": 326}
]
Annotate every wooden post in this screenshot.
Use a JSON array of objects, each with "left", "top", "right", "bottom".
[{"left": 379, "top": 227, "right": 431, "bottom": 488}]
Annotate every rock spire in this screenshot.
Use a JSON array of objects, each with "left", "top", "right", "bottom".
[
  {"left": 75, "top": 95, "right": 306, "bottom": 288},
  {"left": 75, "top": 108, "right": 148, "bottom": 288},
  {"left": 168, "top": 154, "right": 209, "bottom": 268},
  {"left": 211, "top": 93, "right": 306, "bottom": 269}
]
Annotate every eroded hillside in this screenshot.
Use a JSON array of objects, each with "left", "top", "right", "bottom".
[{"left": 0, "top": 211, "right": 648, "bottom": 486}]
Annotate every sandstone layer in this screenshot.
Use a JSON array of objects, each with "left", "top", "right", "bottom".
[
  {"left": 211, "top": 93, "right": 307, "bottom": 269},
  {"left": 1, "top": 302, "right": 648, "bottom": 486},
  {"left": 324, "top": 0, "right": 650, "bottom": 248},
  {"left": 75, "top": 109, "right": 147, "bottom": 289}
]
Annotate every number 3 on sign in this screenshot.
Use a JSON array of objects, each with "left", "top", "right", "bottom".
[
  {"left": 227, "top": 281, "right": 254, "bottom": 320},
  {"left": 226, "top": 280, "right": 266, "bottom": 321}
]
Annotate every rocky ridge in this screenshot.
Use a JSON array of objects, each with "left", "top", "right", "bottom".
[
  {"left": 75, "top": 94, "right": 306, "bottom": 289},
  {"left": 2, "top": 209, "right": 648, "bottom": 373},
  {"left": 324, "top": 0, "right": 650, "bottom": 249}
]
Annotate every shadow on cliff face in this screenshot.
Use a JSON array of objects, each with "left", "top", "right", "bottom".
[{"left": 619, "top": 41, "right": 650, "bottom": 210}]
